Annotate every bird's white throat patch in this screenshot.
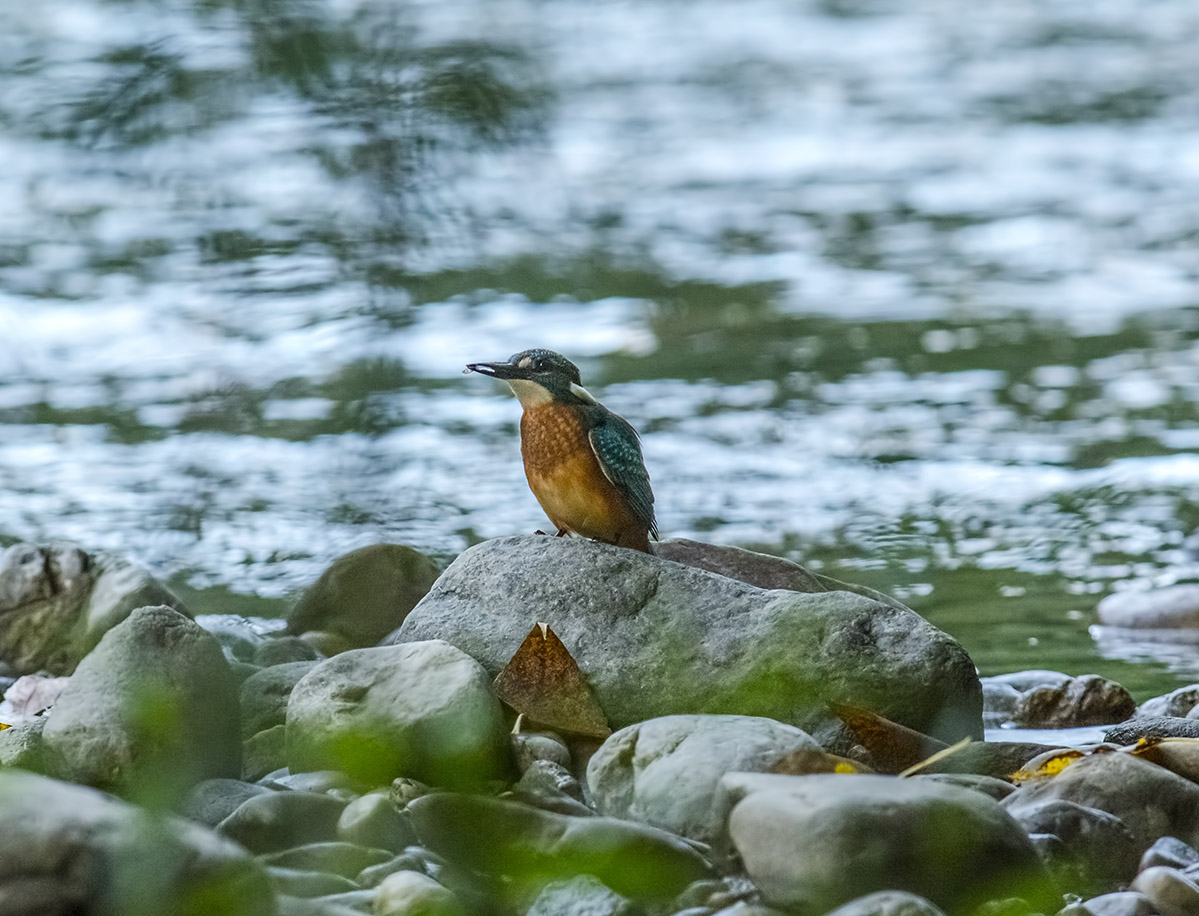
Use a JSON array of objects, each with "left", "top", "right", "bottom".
[{"left": 506, "top": 378, "right": 555, "bottom": 408}]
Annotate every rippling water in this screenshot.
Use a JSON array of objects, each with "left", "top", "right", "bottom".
[{"left": 3, "top": 0, "right": 1199, "bottom": 695}]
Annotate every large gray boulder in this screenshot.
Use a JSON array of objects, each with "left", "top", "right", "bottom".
[
  {"left": 0, "top": 541, "right": 186, "bottom": 675},
  {"left": 41, "top": 605, "right": 241, "bottom": 796},
  {"left": 388, "top": 537, "right": 981, "bottom": 741},
  {"left": 722, "top": 772, "right": 1056, "bottom": 915},
  {"left": 287, "top": 544, "right": 441, "bottom": 648},
  {"left": 586, "top": 714, "right": 820, "bottom": 845},
  {"left": 0, "top": 769, "right": 272, "bottom": 916},
  {"left": 285, "top": 640, "right": 510, "bottom": 787}
]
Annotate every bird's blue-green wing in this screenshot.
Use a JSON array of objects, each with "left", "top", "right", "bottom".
[{"left": 587, "top": 410, "right": 658, "bottom": 539}]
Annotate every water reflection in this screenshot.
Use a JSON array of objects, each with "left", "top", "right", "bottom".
[{"left": 2, "top": 0, "right": 1199, "bottom": 695}]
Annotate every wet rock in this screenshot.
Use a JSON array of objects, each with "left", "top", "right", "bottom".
[
  {"left": 241, "top": 661, "right": 317, "bottom": 738},
  {"left": 42, "top": 605, "right": 241, "bottom": 796},
  {"left": 287, "top": 544, "right": 441, "bottom": 648},
  {"left": 512, "top": 730, "right": 571, "bottom": 773},
  {"left": 263, "top": 842, "right": 394, "bottom": 879},
  {"left": 512, "top": 759, "right": 592, "bottom": 816},
  {"left": 183, "top": 777, "right": 274, "bottom": 827},
  {"left": 587, "top": 714, "right": 820, "bottom": 845},
  {"left": 1130, "top": 866, "right": 1199, "bottom": 916},
  {"left": 299, "top": 630, "right": 357, "bottom": 657},
  {"left": 654, "top": 538, "right": 907, "bottom": 610},
  {"left": 722, "top": 772, "right": 1054, "bottom": 915},
  {"left": 0, "top": 769, "right": 272, "bottom": 916},
  {"left": 1076, "top": 891, "right": 1156, "bottom": 916},
  {"left": 198, "top": 613, "right": 272, "bottom": 662},
  {"left": 1003, "top": 752, "right": 1199, "bottom": 860},
  {"left": 1106, "top": 716, "right": 1199, "bottom": 744},
  {"left": 982, "top": 680, "right": 1023, "bottom": 727},
  {"left": 356, "top": 851, "right": 429, "bottom": 888},
  {"left": 1006, "top": 798, "right": 1139, "bottom": 896},
  {"left": 254, "top": 635, "right": 319, "bottom": 667},
  {"left": 1140, "top": 836, "right": 1199, "bottom": 873},
  {"left": 1138, "top": 685, "right": 1199, "bottom": 720},
  {"left": 912, "top": 773, "right": 1015, "bottom": 801},
  {"left": 390, "top": 536, "right": 982, "bottom": 742},
  {"left": 338, "top": 791, "right": 417, "bottom": 852},
  {"left": 1098, "top": 586, "right": 1199, "bottom": 628},
  {"left": 374, "top": 870, "right": 466, "bottom": 916},
  {"left": 526, "top": 875, "right": 637, "bottom": 916},
  {"left": 276, "top": 895, "right": 371, "bottom": 916},
  {"left": 0, "top": 715, "right": 47, "bottom": 772},
  {"left": 822, "top": 890, "right": 948, "bottom": 916},
  {"left": 0, "top": 541, "right": 186, "bottom": 675},
  {"left": 268, "top": 867, "right": 361, "bottom": 898},
  {"left": 407, "top": 792, "right": 712, "bottom": 900},
  {"left": 274, "top": 769, "right": 365, "bottom": 795},
  {"left": 1012, "top": 675, "right": 1135, "bottom": 728},
  {"left": 244, "top": 724, "right": 288, "bottom": 782},
  {"left": 216, "top": 789, "right": 348, "bottom": 853},
  {"left": 287, "top": 641, "right": 510, "bottom": 788}
]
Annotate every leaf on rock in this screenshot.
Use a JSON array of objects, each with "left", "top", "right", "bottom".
[
  {"left": 0, "top": 722, "right": 9, "bottom": 732},
  {"left": 1128, "top": 736, "right": 1199, "bottom": 784},
  {"left": 493, "top": 623, "right": 610, "bottom": 738},
  {"left": 769, "top": 747, "right": 874, "bottom": 775},
  {"left": 1010, "top": 748, "right": 1086, "bottom": 783},
  {"left": 829, "top": 701, "right": 948, "bottom": 774}
]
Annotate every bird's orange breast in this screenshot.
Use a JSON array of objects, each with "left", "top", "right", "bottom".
[{"left": 519, "top": 403, "right": 641, "bottom": 545}]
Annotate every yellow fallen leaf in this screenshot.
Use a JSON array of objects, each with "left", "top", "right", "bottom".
[
  {"left": 1010, "top": 749, "right": 1085, "bottom": 783},
  {"left": 770, "top": 747, "right": 874, "bottom": 775}
]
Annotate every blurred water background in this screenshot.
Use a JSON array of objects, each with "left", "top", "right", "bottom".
[{"left": 2, "top": 0, "right": 1199, "bottom": 696}]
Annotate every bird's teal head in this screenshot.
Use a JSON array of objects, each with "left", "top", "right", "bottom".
[{"left": 466, "top": 348, "right": 593, "bottom": 408}]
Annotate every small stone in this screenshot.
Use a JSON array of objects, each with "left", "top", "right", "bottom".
[
  {"left": 243, "top": 725, "right": 288, "bottom": 783},
  {"left": 268, "top": 867, "right": 361, "bottom": 898},
  {"left": 1137, "top": 686, "right": 1199, "bottom": 720},
  {"left": 984, "top": 670, "right": 1073, "bottom": 693},
  {"left": 1131, "top": 866, "right": 1199, "bottom": 916},
  {"left": 241, "top": 661, "right": 318, "bottom": 738},
  {"left": 275, "top": 895, "right": 369, "bottom": 916},
  {"left": 1140, "top": 837, "right": 1199, "bottom": 873},
  {"left": 254, "top": 635, "right": 320, "bottom": 667},
  {"left": 339, "top": 792, "right": 417, "bottom": 852},
  {"left": 912, "top": 773, "right": 1015, "bottom": 801},
  {"left": 1106, "top": 717, "right": 1199, "bottom": 744},
  {"left": 512, "top": 730, "right": 571, "bottom": 772},
  {"left": 526, "top": 875, "right": 637, "bottom": 916},
  {"left": 287, "top": 544, "right": 441, "bottom": 648},
  {"left": 1080, "top": 891, "right": 1157, "bottom": 916},
  {"left": 374, "top": 870, "right": 466, "bottom": 916},
  {"left": 1007, "top": 799, "right": 1138, "bottom": 897},
  {"left": 198, "top": 613, "right": 271, "bottom": 662},
  {"left": 299, "top": 630, "right": 358, "bottom": 657},
  {"left": 1098, "top": 586, "right": 1199, "bottom": 628},
  {"left": 1013, "top": 675, "right": 1136, "bottom": 728},
  {"left": 217, "top": 789, "right": 348, "bottom": 854},
  {"left": 275, "top": 769, "right": 365, "bottom": 795},
  {"left": 982, "top": 681, "right": 1023, "bottom": 728},
  {"left": 0, "top": 716, "right": 48, "bottom": 772},
  {"left": 512, "top": 759, "right": 587, "bottom": 809},
  {"left": 822, "top": 890, "right": 948, "bottom": 916},
  {"left": 263, "top": 842, "right": 394, "bottom": 879},
  {"left": 183, "top": 778, "right": 274, "bottom": 827},
  {"left": 286, "top": 641, "right": 510, "bottom": 788},
  {"left": 357, "top": 852, "right": 428, "bottom": 888}
]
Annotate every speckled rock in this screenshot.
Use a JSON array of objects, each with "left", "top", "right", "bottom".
[
  {"left": 1106, "top": 716, "right": 1199, "bottom": 744},
  {"left": 525, "top": 875, "right": 637, "bottom": 916},
  {"left": 1138, "top": 685, "right": 1199, "bottom": 720},
  {"left": 287, "top": 544, "right": 441, "bottom": 648},
  {"left": 286, "top": 641, "right": 510, "bottom": 788},
  {"left": 0, "top": 769, "right": 272, "bottom": 916},
  {"left": 389, "top": 536, "right": 982, "bottom": 742},
  {"left": 587, "top": 714, "right": 820, "bottom": 845},
  {"left": 1130, "top": 866, "right": 1199, "bottom": 916},
  {"left": 722, "top": 772, "right": 1054, "bottom": 915},
  {"left": 41, "top": 605, "right": 241, "bottom": 796},
  {"left": 0, "top": 541, "right": 186, "bottom": 675},
  {"left": 512, "top": 730, "right": 571, "bottom": 773},
  {"left": 1012, "top": 675, "right": 1135, "bottom": 728}
]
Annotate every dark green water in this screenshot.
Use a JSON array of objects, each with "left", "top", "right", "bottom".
[{"left": 3, "top": 0, "right": 1199, "bottom": 698}]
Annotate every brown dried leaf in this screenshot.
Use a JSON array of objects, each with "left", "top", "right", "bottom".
[
  {"left": 493, "top": 623, "right": 610, "bottom": 738},
  {"left": 829, "top": 702, "right": 948, "bottom": 774}
]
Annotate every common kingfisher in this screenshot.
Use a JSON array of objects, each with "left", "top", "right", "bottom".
[{"left": 466, "top": 349, "right": 658, "bottom": 553}]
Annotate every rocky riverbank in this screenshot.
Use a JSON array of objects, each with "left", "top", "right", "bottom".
[{"left": 3, "top": 536, "right": 1199, "bottom": 916}]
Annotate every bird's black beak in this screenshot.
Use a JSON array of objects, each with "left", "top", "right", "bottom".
[{"left": 466, "top": 360, "right": 524, "bottom": 380}]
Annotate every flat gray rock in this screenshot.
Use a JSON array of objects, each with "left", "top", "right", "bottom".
[
  {"left": 389, "top": 536, "right": 981, "bottom": 742},
  {"left": 586, "top": 714, "right": 819, "bottom": 845},
  {"left": 286, "top": 640, "right": 510, "bottom": 788},
  {"left": 0, "top": 541, "right": 186, "bottom": 675},
  {"left": 0, "top": 769, "right": 272, "bottom": 916},
  {"left": 41, "top": 605, "right": 241, "bottom": 796},
  {"left": 722, "top": 772, "right": 1054, "bottom": 915},
  {"left": 1106, "top": 716, "right": 1199, "bottom": 744}
]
